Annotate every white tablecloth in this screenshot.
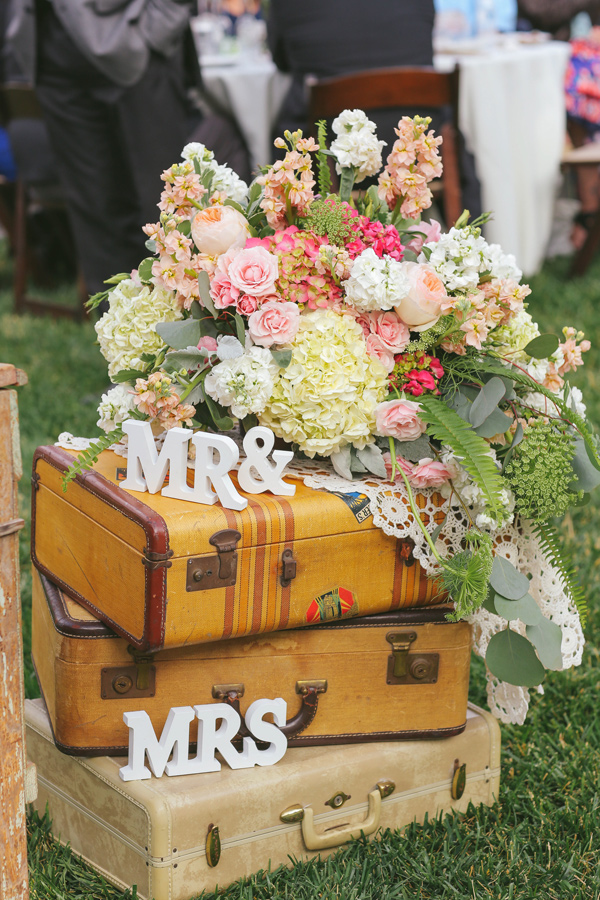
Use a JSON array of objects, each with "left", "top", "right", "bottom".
[{"left": 203, "top": 40, "right": 571, "bottom": 275}]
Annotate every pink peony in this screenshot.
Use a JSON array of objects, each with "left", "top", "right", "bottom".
[
  {"left": 365, "top": 334, "right": 395, "bottom": 372},
  {"left": 395, "top": 262, "right": 447, "bottom": 331},
  {"left": 372, "top": 311, "right": 410, "bottom": 353},
  {"left": 227, "top": 246, "right": 279, "bottom": 298},
  {"left": 191, "top": 205, "right": 250, "bottom": 256},
  {"left": 248, "top": 300, "right": 300, "bottom": 347},
  {"left": 405, "top": 219, "right": 442, "bottom": 254},
  {"left": 410, "top": 458, "right": 455, "bottom": 489},
  {"left": 375, "top": 399, "right": 426, "bottom": 441},
  {"left": 383, "top": 452, "right": 414, "bottom": 482},
  {"left": 197, "top": 335, "right": 218, "bottom": 352}
]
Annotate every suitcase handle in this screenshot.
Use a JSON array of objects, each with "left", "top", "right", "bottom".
[
  {"left": 216, "top": 680, "right": 327, "bottom": 743},
  {"left": 283, "top": 780, "right": 393, "bottom": 850}
]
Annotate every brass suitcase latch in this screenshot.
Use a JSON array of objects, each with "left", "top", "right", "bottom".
[
  {"left": 386, "top": 631, "right": 439, "bottom": 685},
  {"left": 186, "top": 529, "right": 241, "bottom": 592},
  {"left": 101, "top": 649, "right": 156, "bottom": 700}
]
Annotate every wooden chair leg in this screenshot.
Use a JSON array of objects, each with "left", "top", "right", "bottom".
[
  {"left": 440, "top": 122, "right": 462, "bottom": 228},
  {"left": 569, "top": 208, "right": 600, "bottom": 278}
]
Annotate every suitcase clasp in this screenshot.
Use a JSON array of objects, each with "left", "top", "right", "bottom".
[
  {"left": 186, "top": 529, "right": 241, "bottom": 592},
  {"left": 386, "top": 631, "right": 417, "bottom": 677},
  {"left": 385, "top": 631, "right": 439, "bottom": 685}
]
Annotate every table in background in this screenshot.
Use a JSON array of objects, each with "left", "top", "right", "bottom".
[{"left": 203, "top": 38, "right": 571, "bottom": 275}]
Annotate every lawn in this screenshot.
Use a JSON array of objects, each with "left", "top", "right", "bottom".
[{"left": 1, "top": 243, "right": 600, "bottom": 899}]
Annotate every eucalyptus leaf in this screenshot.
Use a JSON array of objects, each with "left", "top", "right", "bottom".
[
  {"left": 393, "top": 435, "right": 432, "bottom": 463},
  {"left": 502, "top": 421, "right": 524, "bottom": 472},
  {"left": 489, "top": 556, "right": 530, "bottom": 600},
  {"left": 189, "top": 300, "right": 203, "bottom": 320},
  {"left": 137, "top": 257, "right": 154, "bottom": 283},
  {"left": 198, "top": 270, "right": 218, "bottom": 319},
  {"left": 526, "top": 619, "right": 563, "bottom": 670},
  {"left": 474, "top": 407, "right": 513, "bottom": 439},
  {"left": 178, "top": 219, "right": 192, "bottom": 237},
  {"left": 484, "top": 374, "right": 516, "bottom": 401},
  {"left": 330, "top": 447, "right": 353, "bottom": 480},
  {"left": 523, "top": 333, "right": 560, "bottom": 360},
  {"left": 459, "top": 385, "right": 480, "bottom": 403},
  {"left": 356, "top": 443, "right": 387, "bottom": 478},
  {"left": 485, "top": 629, "right": 546, "bottom": 687},
  {"left": 494, "top": 593, "right": 543, "bottom": 625},
  {"left": 163, "top": 349, "right": 208, "bottom": 372},
  {"left": 271, "top": 348, "right": 292, "bottom": 368},
  {"left": 155, "top": 318, "right": 202, "bottom": 350},
  {"left": 482, "top": 585, "right": 497, "bottom": 614},
  {"left": 446, "top": 391, "right": 472, "bottom": 423},
  {"left": 469, "top": 377, "right": 506, "bottom": 427},
  {"left": 570, "top": 436, "right": 600, "bottom": 492},
  {"left": 234, "top": 313, "right": 246, "bottom": 348}
]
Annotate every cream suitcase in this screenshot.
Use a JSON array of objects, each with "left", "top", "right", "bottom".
[{"left": 26, "top": 698, "right": 500, "bottom": 900}]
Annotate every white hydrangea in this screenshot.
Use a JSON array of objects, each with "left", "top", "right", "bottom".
[
  {"left": 421, "top": 226, "right": 490, "bottom": 292},
  {"left": 95, "top": 279, "right": 183, "bottom": 379},
  {"left": 330, "top": 109, "right": 386, "bottom": 182},
  {"left": 492, "top": 309, "right": 540, "bottom": 363},
  {"left": 96, "top": 385, "right": 135, "bottom": 433},
  {"left": 181, "top": 141, "right": 248, "bottom": 204},
  {"left": 482, "top": 243, "right": 522, "bottom": 282},
  {"left": 567, "top": 385, "right": 587, "bottom": 418},
  {"left": 204, "top": 346, "right": 278, "bottom": 419},
  {"left": 343, "top": 247, "right": 410, "bottom": 312}
]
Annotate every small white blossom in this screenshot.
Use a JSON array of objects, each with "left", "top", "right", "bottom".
[
  {"left": 421, "top": 226, "right": 490, "bottom": 292},
  {"left": 96, "top": 385, "right": 135, "bottom": 433},
  {"left": 567, "top": 385, "right": 587, "bottom": 418},
  {"left": 330, "top": 110, "right": 385, "bottom": 183},
  {"left": 482, "top": 243, "right": 522, "bottom": 282},
  {"left": 181, "top": 142, "right": 248, "bottom": 203},
  {"left": 204, "top": 347, "right": 278, "bottom": 419},
  {"left": 343, "top": 248, "right": 409, "bottom": 312}
]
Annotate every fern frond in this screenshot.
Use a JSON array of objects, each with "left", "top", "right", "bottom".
[
  {"left": 316, "top": 120, "right": 332, "bottom": 197},
  {"left": 418, "top": 395, "right": 506, "bottom": 517},
  {"left": 533, "top": 520, "right": 587, "bottom": 626},
  {"left": 62, "top": 426, "right": 124, "bottom": 492}
]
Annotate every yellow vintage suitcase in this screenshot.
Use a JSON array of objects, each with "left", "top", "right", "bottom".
[
  {"left": 31, "top": 569, "right": 470, "bottom": 755},
  {"left": 26, "top": 696, "right": 500, "bottom": 900},
  {"left": 31, "top": 445, "right": 445, "bottom": 652}
]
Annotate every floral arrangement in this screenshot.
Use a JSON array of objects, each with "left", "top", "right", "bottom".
[{"left": 70, "top": 111, "right": 599, "bottom": 710}]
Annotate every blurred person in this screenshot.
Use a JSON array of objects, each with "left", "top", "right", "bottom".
[
  {"left": 268, "top": 0, "right": 482, "bottom": 218},
  {"left": 517, "top": 0, "right": 600, "bottom": 38},
  {"left": 7, "top": 0, "right": 196, "bottom": 296}
]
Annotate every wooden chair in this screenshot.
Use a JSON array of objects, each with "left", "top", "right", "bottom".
[
  {"left": 0, "top": 83, "right": 86, "bottom": 320},
  {"left": 561, "top": 141, "right": 600, "bottom": 278},
  {"left": 309, "top": 67, "right": 462, "bottom": 227}
]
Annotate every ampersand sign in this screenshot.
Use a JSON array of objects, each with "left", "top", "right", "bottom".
[{"left": 238, "top": 426, "right": 296, "bottom": 497}]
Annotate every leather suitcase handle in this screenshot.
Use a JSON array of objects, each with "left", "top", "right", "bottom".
[{"left": 217, "top": 680, "right": 327, "bottom": 743}]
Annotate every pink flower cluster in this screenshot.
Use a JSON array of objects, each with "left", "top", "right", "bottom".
[
  {"left": 158, "top": 162, "right": 206, "bottom": 217},
  {"left": 132, "top": 373, "right": 195, "bottom": 430},
  {"left": 558, "top": 327, "right": 591, "bottom": 375},
  {"left": 146, "top": 223, "right": 204, "bottom": 309},
  {"left": 258, "top": 139, "right": 318, "bottom": 229},
  {"left": 440, "top": 278, "right": 532, "bottom": 356},
  {"left": 480, "top": 278, "right": 531, "bottom": 328},
  {"left": 346, "top": 215, "right": 404, "bottom": 261},
  {"left": 389, "top": 352, "right": 444, "bottom": 396},
  {"left": 210, "top": 245, "right": 279, "bottom": 315},
  {"left": 383, "top": 453, "right": 457, "bottom": 489},
  {"left": 248, "top": 227, "right": 343, "bottom": 308},
  {"left": 350, "top": 310, "right": 410, "bottom": 372},
  {"left": 377, "top": 116, "right": 443, "bottom": 219}
]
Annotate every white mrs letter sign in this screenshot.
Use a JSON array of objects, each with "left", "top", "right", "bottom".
[
  {"left": 119, "top": 698, "right": 288, "bottom": 782},
  {"left": 120, "top": 420, "right": 296, "bottom": 511}
]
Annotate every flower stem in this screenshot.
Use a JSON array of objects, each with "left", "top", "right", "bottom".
[
  {"left": 179, "top": 369, "right": 206, "bottom": 403},
  {"left": 388, "top": 437, "right": 444, "bottom": 564}
]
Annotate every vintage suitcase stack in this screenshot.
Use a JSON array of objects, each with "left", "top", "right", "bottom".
[{"left": 28, "top": 445, "right": 501, "bottom": 899}]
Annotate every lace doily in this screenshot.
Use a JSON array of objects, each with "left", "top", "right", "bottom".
[{"left": 290, "top": 458, "right": 585, "bottom": 725}]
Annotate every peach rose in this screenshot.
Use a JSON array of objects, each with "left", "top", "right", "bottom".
[
  {"left": 191, "top": 205, "right": 250, "bottom": 256},
  {"left": 228, "top": 246, "right": 279, "bottom": 298},
  {"left": 365, "top": 333, "right": 395, "bottom": 372},
  {"left": 372, "top": 311, "right": 410, "bottom": 353},
  {"left": 410, "top": 458, "right": 456, "bottom": 489},
  {"left": 395, "top": 262, "right": 447, "bottom": 331},
  {"left": 248, "top": 301, "right": 300, "bottom": 347},
  {"left": 375, "top": 399, "right": 426, "bottom": 440}
]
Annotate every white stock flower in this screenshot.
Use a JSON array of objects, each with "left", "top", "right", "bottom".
[
  {"left": 482, "top": 243, "right": 522, "bottom": 282},
  {"left": 422, "top": 227, "right": 491, "bottom": 292},
  {"left": 343, "top": 248, "right": 410, "bottom": 312},
  {"left": 330, "top": 110, "right": 385, "bottom": 182},
  {"left": 567, "top": 385, "right": 587, "bottom": 418},
  {"left": 95, "top": 279, "right": 183, "bottom": 379},
  {"left": 181, "top": 142, "right": 248, "bottom": 203},
  {"left": 181, "top": 142, "right": 215, "bottom": 165},
  {"left": 204, "top": 346, "right": 278, "bottom": 419},
  {"left": 96, "top": 384, "right": 135, "bottom": 433}
]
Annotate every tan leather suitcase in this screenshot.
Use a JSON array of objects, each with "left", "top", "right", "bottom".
[
  {"left": 31, "top": 446, "right": 446, "bottom": 652},
  {"left": 31, "top": 569, "right": 471, "bottom": 754},
  {"left": 26, "top": 697, "right": 500, "bottom": 900}
]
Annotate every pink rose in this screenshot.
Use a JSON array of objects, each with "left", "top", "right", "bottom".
[
  {"left": 191, "top": 205, "right": 250, "bottom": 256},
  {"left": 365, "top": 334, "right": 395, "bottom": 373},
  {"left": 395, "top": 262, "right": 447, "bottom": 331},
  {"left": 197, "top": 335, "right": 218, "bottom": 352},
  {"left": 236, "top": 294, "right": 260, "bottom": 316},
  {"left": 228, "top": 246, "right": 279, "bottom": 298},
  {"left": 372, "top": 311, "right": 410, "bottom": 353},
  {"left": 248, "top": 301, "right": 300, "bottom": 347},
  {"left": 383, "top": 452, "right": 414, "bottom": 482},
  {"left": 375, "top": 399, "right": 426, "bottom": 441},
  {"left": 405, "top": 219, "right": 442, "bottom": 254},
  {"left": 210, "top": 271, "right": 239, "bottom": 309},
  {"left": 410, "top": 458, "right": 455, "bottom": 489}
]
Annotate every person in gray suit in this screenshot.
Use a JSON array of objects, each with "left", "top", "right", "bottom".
[{"left": 6, "top": 0, "right": 195, "bottom": 296}]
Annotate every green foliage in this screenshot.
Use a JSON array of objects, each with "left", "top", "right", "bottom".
[
  {"left": 315, "top": 120, "right": 332, "bottom": 197},
  {"left": 417, "top": 394, "right": 506, "bottom": 518},
  {"left": 304, "top": 197, "right": 352, "bottom": 245},
  {"left": 486, "top": 628, "right": 546, "bottom": 687},
  {"left": 504, "top": 421, "right": 580, "bottom": 523},
  {"left": 441, "top": 530, "right": 493, "bottom": 620},
  {"left": 533, "top": 520, "right": 587, "bottom": 626},
  {"left": 62, "top": 427, "right": 124, "bottom": 491},
  {"left": 405, "top": 316, "right": 455, "bottom": 354}
]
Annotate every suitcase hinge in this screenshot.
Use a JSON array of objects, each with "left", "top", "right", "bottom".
[
  {"left": 31, "top": 472, "right": 40, "bottom": 491},
  {"left": 280, "top": 548, "right": 297, "bottom": 587},
  {"left": 385, "top": 631, "right": 439, "bottom": 685},
  {"left": 142, "top": 548, "right": 173, "bottom": 570},
  {"left": 186, "top": 529, "right": 241, "bottom": 592}
]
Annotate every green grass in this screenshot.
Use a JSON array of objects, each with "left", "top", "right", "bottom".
[{"left": 2, "top": 247, "right": 600, "bottom": 899}]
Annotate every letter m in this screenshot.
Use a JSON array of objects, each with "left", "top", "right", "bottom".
[
  {"left": 119, "top": 707, "right": 195, "bottom": 781},
  {"left": 120, "top": 419, "right": 190, "bottom": 495}
]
